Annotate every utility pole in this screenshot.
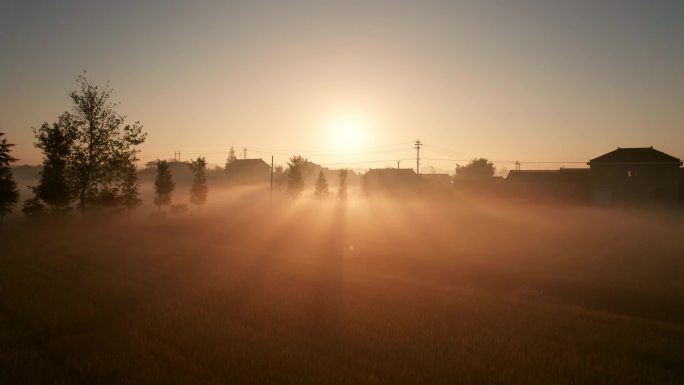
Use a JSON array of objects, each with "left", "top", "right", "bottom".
[
  {"left": 243, "top": 147, "right": 247, "bottom": 159},
  {"left": 397, "top": 160, "right": 400, "bottom": 170},
  {"left": 514, "top": 161, "right": 521, "bottom": 171},
  {"left": 270, "top": 155, "right": 274, "bottom": 202},
  {"left": 414, "top": 140, "right": 422, "bottom": 175}
]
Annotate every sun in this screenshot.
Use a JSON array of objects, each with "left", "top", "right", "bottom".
[{"left": 328, "top": 114, "right": 367, "bottom": 152}]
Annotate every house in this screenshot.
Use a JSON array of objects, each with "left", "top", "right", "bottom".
[
  {"left": 225, "top": 158, "right": 271, "bottom": 185},
  {"left": 363, "top": 168, "right": 419, "bottom": 194},
  {"left": 506, "top": 168, "right": 590, "bottom": 202},
  {"left": 588, "top": 147, "right": 682, "bottom": 204}
]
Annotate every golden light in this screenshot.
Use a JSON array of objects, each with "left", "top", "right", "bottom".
[{"left": 327, "top": 114, "right": 368, "bottom": 153}]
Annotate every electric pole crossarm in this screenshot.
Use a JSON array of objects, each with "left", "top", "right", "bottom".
[{"left": 414, "top": 140, "right": 422, "bottom": 175}]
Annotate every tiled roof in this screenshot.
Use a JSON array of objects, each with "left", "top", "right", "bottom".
[{"left": 589, "top": 147, "right": 681, "bottom": 164}]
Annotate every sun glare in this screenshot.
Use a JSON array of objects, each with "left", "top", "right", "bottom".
[{"left": 328, "top": 114, "right": 367, "bottom": 153}]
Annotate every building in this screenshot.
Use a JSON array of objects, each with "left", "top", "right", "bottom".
[
  {"left": 225, "top": 159, "right": 271, "bottom": 185},
  {"left": 363, "top": 168, "right": 419, "bottom": 194},
  {"left": 506, "top": 168, "right": 590, "bottom": 202},
  {"left": 588, "top": 147, "right": 682, "bottom": 204}
]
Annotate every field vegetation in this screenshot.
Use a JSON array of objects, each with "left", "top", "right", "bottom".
[{"left": 2, "top": 189, "right": 683, "bottom": 384}]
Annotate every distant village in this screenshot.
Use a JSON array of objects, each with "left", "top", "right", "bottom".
[{"left": 10, "top": 146, "right": 684, "bottom": 207}]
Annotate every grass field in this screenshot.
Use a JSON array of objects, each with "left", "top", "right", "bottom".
[{"left": 1, "top": 191, "right": 684, "bottom": 384}]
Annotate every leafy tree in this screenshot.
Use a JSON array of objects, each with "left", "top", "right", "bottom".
[
  {"left": 188, "top": 156, "right": 208, "bottom": 212},
  {"left": 454, "top": 158, "right": 495, "bottom": 179},
  {"left": 0, "top": 132, "right": 20, "bottom": 223},
  {"left": 154, "top": 160, "right": 175, "bottom": 211},
  {"left": 32, "top": 121, "right": 74, "bottom": 212},
  {"left": 286, "top": 155, "right": 307, "bottom": 197},
  {"left": 314, "top": 171, "right": 329, "bottom": 199},
  {"left": 57, "top": 74, "right": 146, "bottom": 213},
  {"left": 338, "top": 169, "right": 348, "bottom": 200},
  {"left": 274, "top": 165, "right": 286, "bottom": 186},
  {"left": 225, "top": 146, "right": 237, "bottom": 170},
  {"left": 120, "top": 164, "right": 142, "bottom": 215}
]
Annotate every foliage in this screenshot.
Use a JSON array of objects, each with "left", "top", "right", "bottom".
[
  {"left": 225, "top": 146, "right": 237, "bottom": 170},
  {"left": 56, "top": 73, "right": 146, "bottom": 212},
  {"left": 454, "top": 158, "right": 495, "bottom": 179},
  {"left": 274, "top": 165, "right": 286, "bottom": 186},
  {"left": 0, "top": 132, "right": 19, "bottom": 222},
  {"left": 21, "top": 197, "right": 47, "bottom": 219},
  {"left": 154, "top": 160, "right": 175, "bottom": 210},
  {"left": 188, "top": 156, "right": 208, "bottom": 211},
  {"left": 314, "top": 171, "right": 329, "bottom": 199},
  {"left": 121, "top": 164, "right": 142, "bottom": 213},
  {"left": 287, "top": 155, "right": 307, "bottom": 196},
  {"left": 32, "top": 121, "right": 74, "bottom": 211},
  {"left": 338, "top": 169, "right": 348, "bottom": 200},
  {"left": 2, "top": 206, "right": 684, "bottom": 384}
]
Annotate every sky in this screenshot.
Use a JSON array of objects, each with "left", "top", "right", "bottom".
[{"left": 1, "top": 0, "right": 683, "bottom": 172}]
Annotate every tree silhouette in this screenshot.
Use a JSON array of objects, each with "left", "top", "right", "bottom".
[
  {"left": 314, "top": 171, "right": 329, "bottom": 199},
  {"left": 56, "top": 73, "right": 146, "bottom": 213},
  {"left": 121, "top": 164, "right": 142, "bottom": 215},
  {"left": 0, "top": 132, "right": 19, "bottom": 223},
  {"left": 455, "top": 158, "right": 495, "bottom": 179},
  {"left": 21, "top": 197, "right": 46, "bottom": 219},
  {"left": 274, "top": 165, "right": 285, "bottom": 186},
  {"left": 338, "top": 169, "right": 348, "bottom": 200},
  {"left": 188, "top": 157, "right": 208, "bottom": 212},
  {"left": 225, "top": 146, "right": 237, "bottom": 170},
  {"left": 287, "top": 155, "right": 307, "bottom": 197},
  {"left": 32, "top": 121, "right": 74, "bottom": 212},
  {"left": 154, "top": 160, "right": 175, "bottom": 211}
]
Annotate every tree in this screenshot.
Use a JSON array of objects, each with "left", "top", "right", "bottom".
[
  {"left": 32, "top": 121, "right": 74, "bottom": 212},
  {"left": 454, "top": 158, "right": 495, "bottom": 179},
  {"left": 58, "top": 73, "right": 146, "bottom": 213},
  {"left": 314, "top": 171, "right": 329, "bottom": 199},
  {"left": 225, "top": 146, "right": 237, "bottom": 170},
  {"left": 274, "top": 165, "right": 285, "bottom": 186},
  {"left": 120, "top": 164, "right": 142, "bottom": 215},
  {"left": 287, "top": 155, "right": 307, "bottom": 197},
  {"left": 0, "top": 132, "right": 19, "bottom": 223},
  {"left": 21, "top": 197, "right": 46, "bottom": 220},
  {"left": 188, "top": 156, "right": 208, "bottom": 212},
  {"left": 338, "top": 169, "right": 348, "bottom": 200},
  {"left": 154, "top": 160, "right": 174, "bottom": 211}
]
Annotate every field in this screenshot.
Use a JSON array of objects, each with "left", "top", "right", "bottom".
[{"left": 1, "top": 190, "right": 684, "bottom": 384}]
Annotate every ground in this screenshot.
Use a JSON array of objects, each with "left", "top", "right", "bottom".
[{"left": 1, "top": 192, "right": 683, "bottom": 384}]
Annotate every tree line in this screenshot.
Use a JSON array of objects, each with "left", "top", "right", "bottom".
[
  {"left": 0, "top": 75, "right": 210, "bottom": 221},
  {"left": 0, "top": 74, "right": 494, "bottom": 223}
]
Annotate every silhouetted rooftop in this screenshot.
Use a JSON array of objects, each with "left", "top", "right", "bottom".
[
  {"left": 589, "top": 147, "right": 681, "bottom": 165},
  {"left": 228, "top": 159, "right": 270, "bottom": 166},
  {"left": 365, "top": 168, "right": 417, "bottom": 177}
]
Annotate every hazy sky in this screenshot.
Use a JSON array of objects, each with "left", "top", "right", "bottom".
[{"left": 1, "top": 0, "right": 683, "bottom": 171}]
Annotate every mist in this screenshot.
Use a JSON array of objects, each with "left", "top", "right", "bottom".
[{"left": 2, "top": 182, "right": 683, "bottom": 384}]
